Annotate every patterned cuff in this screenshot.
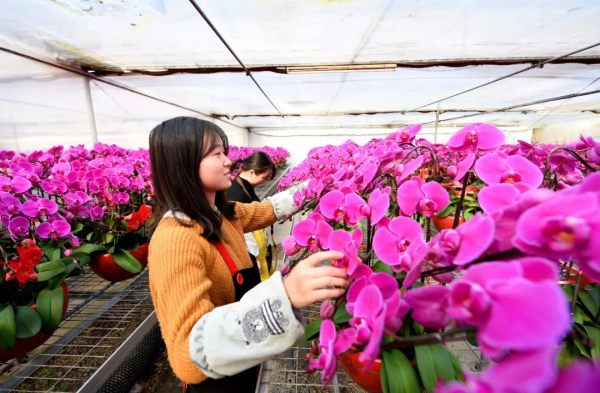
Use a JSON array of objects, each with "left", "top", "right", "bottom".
[{"left": 267, "top": 181, "right": 309, "bottom": 220}]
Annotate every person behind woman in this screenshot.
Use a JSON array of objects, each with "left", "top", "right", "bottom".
[
  {"left": 227, "top": 151, "right": 276, "bottom": 281},
  {"left": 148, "top": 117, "right": 348, "bottom": 393}
]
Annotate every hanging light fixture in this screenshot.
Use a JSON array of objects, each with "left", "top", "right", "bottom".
[{"left": 282, "top": 64, "right": 397, "bottom": 74}]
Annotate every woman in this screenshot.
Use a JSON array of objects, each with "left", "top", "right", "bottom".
[
  {"left": 227, "top": 151, "right": 276, "bottom": 281},
  {"left": 148, "top": 117, "right": 348, "bottom": 393}
]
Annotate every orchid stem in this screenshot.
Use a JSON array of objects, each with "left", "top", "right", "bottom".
[
  {"left": 418, "top": 249, "right": 524, "bottom": 279},
  {"left": 572, "top": 274, "right": 583, "bottom": 311},
  {"left": 398, "top": 145, "right": 440, "bottom": 181},
  {"left": 453, "top": 171, "right": 470, "bottom": 229},
  {"left": 543, "top": 147, "right": 597, "bottom": 189},
  {"left": 380, "top": 327, "right": 477, "bottom": 350},
  {"left": 426, "top": 217, "right": 431, "bottom": 242},
  {"left": 366, "top": 218, "right": 372, "bottom": 254}
]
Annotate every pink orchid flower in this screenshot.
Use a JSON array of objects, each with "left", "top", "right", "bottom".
[
  {"left": 292, "top": 218, "right": 334, "bottom": 252},
  {"left": 397, "top": 177, "right": 450, "bottom": 217},
  {"left": 9, "top": 216, "right": 30, "bottom": 239},
  {"left": 318, "top": 189, "right": 366, "bottom": 226},
  {"left": 447, "top": 123, "right": 506, "bottom": 152},
  {"left": 21, "top": 198, "right": 59, "bottom": 218},
  {"left": 347, "top": 264, "right": 409, "bottom": 333},
  {"left": 282, "top": 236, "right": 302, "bottom": 256},
  {"left": 113, "top": 191, "right": 130, "bottom": 205},
  {"left": 387, "top": 124, "right": 422, "bottom": 144},
  {"left": 0, "top": 194, "right": 22, "bottom": 215},
  {"left": 407, "top": 258, "right": 571, "bottom": 360},
  {"left": 0, "top": 175, "right": 32, "bottom": 194},
  {"left": 430, "top": 213, "right": 495, "bottom": 266},
  {"left": 357, "top": 188, "right": 390, "bottom": 226},
  {"left": 309, "top": 320, "right": 355, "bottom": 386},
  {"left": 449, "top": 153, "right": 475, "bottom": 182},
  {"left": 475, "top": 151, "right": 543, "bottom": 188},
  {"left": 64, "top": 191, "right": 91, "bottom": 207},
  {"left": 515, "top": 190, "right": 600, "bottom": 282},
  {"left": 41, "top": 179, "right": 67, "bottom": 195},
  {"left": 36, "top": 219, "right": 71, "bottom": 240},
  {"left": 394, "top": 156, "right": 425, "bottom": 183},
  {"left": 327, "top": 228, "right": 362, "bottom": 275},
  {"left": 348, "top": 285, "right": 386, "bottom": 371}
]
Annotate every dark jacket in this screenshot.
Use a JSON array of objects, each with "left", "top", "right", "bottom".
[{"left": 227, "top": 176, "right": 260, "bottom": 204}]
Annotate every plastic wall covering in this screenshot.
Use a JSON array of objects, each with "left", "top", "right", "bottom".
[{"left": 0, "top": 51, "right": 248, "bottom": 152}]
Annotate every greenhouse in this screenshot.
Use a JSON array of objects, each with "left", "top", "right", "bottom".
[{"left": 1, "top": 1, "right": 600, "bottom": 392}]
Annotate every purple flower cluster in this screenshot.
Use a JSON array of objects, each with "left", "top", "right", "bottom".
[{"left": 0, "top": 143, "right": 153, "bottom": 246}]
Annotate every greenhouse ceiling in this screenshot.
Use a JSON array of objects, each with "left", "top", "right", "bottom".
[{"left": 1, "top": 0, "right": 600, "bottom": 130}]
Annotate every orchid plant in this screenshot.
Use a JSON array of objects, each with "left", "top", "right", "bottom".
[
  {"left": 228, "top": 146, "right": 290, "bottom": 171},
  {"left": 280, "top": 123, "right": 600, "bottom": 393},
  {"left": 0, "top": 143, "right": 156, "bottom": 351}
]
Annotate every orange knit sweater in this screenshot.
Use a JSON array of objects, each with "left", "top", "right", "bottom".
[{"left": 148, "top": 200, "right": 277, "bottom": 384}]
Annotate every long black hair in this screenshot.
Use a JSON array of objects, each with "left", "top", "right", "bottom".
[
  {"left": 230, "top": 151, "right": 276, "bottom": 180},
  {"left": 149, "top": 117, "right": 236, "bottom": 243}
]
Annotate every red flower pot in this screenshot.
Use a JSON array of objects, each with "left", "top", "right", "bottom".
[
  {"left": 452, "top": 186, "right": 480, "bottom": 196},
  {"left": 0, "top": 283, "right": 69, "bottom": 362},
  {"left": 89, "top": 243, "right": 149, "bottom": 282},
  {"left": 432, "top": 213, "right": 465, "bottom": 231},
  {"left": 338, "top": 351, "right": 383, "bottom": 393}
]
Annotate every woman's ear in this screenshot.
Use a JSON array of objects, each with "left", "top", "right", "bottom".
[{"left": 249, "top": 170, "right": 255, "bottom": 178}]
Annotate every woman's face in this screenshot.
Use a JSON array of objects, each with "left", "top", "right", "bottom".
[
  {"left": 248, "top": 169, "right": 272, "bottom": 186},
  {"left": 199, "top": 142, "right": 232, "bottom": 194}
]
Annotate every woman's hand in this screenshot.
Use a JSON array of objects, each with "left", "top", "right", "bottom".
[{"left": 283, "top": 251, "right": 349, "bottom": 309}]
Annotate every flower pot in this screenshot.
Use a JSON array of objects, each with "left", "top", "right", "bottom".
[
  {"left": 338, "top": 351, "right": 383, "bottom": 393},
  {"left": 0, "top": 283, "right": 69, "bottom": 362},
  {"left": 432, "top": 213, "right": 465, "bottom": 231},
  {"left": 89, "top": 243, "right": 149, "bottom": 282},
  {"left": 452, "top": 186, "right": 480, "bottom": 196}
]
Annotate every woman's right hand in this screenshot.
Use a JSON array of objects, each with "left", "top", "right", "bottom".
[{"left": 283, "top": 251, "right": 349, "bottom": 309}]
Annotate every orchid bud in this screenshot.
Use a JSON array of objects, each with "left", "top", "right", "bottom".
[
  {"left": 64, "top": 249, "right": 73, "bottom": 257},
  {"left": 311, "top": 342, "right": 320, "bottom": 355},
  {"left": 280, "top": 263, "right": 291, "bottom": 276},
  {"left": 447, "top": 165, "right": 458, "bottom": 177},
  {"left": 306, "top": 365, "right": 316, "bottom": 374},
  {"left": 320, "top": 300, "right": 334, "bottom": 320},
  {"left": 282, "top": 236, "right": 301, "bottom": 256}
]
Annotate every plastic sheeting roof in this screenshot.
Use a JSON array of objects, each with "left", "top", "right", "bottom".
[
  {"left": 1, "top": 0, "right": 600, "bottom": 131},
  {"left": 3, "top": 0, "right": 600, "bottom": 68}
]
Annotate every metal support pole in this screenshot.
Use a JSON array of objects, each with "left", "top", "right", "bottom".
[
  {"left": 434, "top": 110, "right": 439, "bottom": 144},
  {"left": 12, "top": 125, "right": 21, "bottom": 151},
  {"left": 83, "top": 78, "right": 99, "bottom": 143}
]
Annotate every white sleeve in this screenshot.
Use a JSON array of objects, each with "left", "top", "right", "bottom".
[
  {"left": 189, "top": 272, "right": 305, "bottom": 378},
  {"left": 266, "top": 180, "right": 309, "bottom": 220},
  {"left": 244, "top": 232, "right": 259, "bottom": 257}
]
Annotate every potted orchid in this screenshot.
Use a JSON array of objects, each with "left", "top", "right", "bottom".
[
  {"left": 49, "top": 143, "right": 155, "bottom": 282},
  {"left": 228, "top": 146, "right": 290, "bottom": 171},
  {"left": 0, "top": 143, "right": 154, "bottom": 285},
  {"left": 0, "top": 148, "right": 79, "bottom": 361},
  {"left": 280, "top": 123, "right": 600, "bottom": 393}
]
